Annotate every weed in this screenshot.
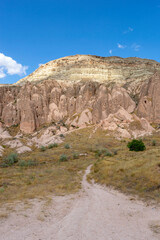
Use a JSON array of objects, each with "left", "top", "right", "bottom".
[
  {"left": 104, "top": 149, "right": 113, "bottom": 157},
  {"left": 18, "top": 160, "right": 38, "bottom": 167},
  {"left": 112, "top": 149, "right": 118, "bottom": 155},
  {"left": 1, "top": 153, "right": 19, "bottom": 167},
  {"left": 48, "top": 143, "right": 58, "bottom": 149},
  {"left": 0, "top": 187, "right": 5, "bottom": 193},
  {"left": 60, "top": 134, "right": 64, "bottom": 138},
  {"left": 95, "top": 149, "right": 103, "bottom": 157},
  {"left": 73, "top": 152, "right": 79, "bottom": 159},
  {"left": 40, "top": 146, "right": 46, "bottom": 152},
  {"left": 64, "top": 144, "right": 70, "bottom": 149},
  {"left": 59, "top": 154, "right": 68, "bottom": 162},
  {"left": 152, "top": 140, "right": 156, "bottom": 146}
]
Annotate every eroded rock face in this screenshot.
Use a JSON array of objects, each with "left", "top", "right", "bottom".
[
  {"left": 137, "top": 73, "right": 160, "bottom": 123},
  {"left": 100, "top": 107, "right": 154, "bottom": 139},
  {"left": 0, "top": 55, "right": 160, "bottom": 134},
  {"left": 0, "top": 80, "right": 136, "bottom": 133}
]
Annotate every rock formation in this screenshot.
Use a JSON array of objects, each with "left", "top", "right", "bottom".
[{"left": 0, "top": 54, "right": 160, "bottom": 145}]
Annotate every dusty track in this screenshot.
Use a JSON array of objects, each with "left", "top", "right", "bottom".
[{"left": 0, "top": 165, "right": 160, "bottom": 240}]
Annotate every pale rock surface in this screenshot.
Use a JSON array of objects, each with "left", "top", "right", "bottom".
[
  {"left": 0, "top": 55, "right": 159, "bottom": 137},
  {"left": 6, "top": 139, "right": 23, "bottom": 148},
  {"left": 0, "top": 145, "right": 4, "bottom": 156},
  {"left": 16, "top": 146, "right": 32, "bottom": 154},
  {"left": 32, "top": 126, "right": 63, "bottom": 147},
  {"left": 5, "top": 139, "right": 32, "bottom": 154},
  {"left": 66, "top": 108, "right": 93, "bottom": 128},
  {"left": 100, "top": 107, "right": 154, "bottom": 138},
  {"left": 0, "top": 126, "right": 11, "bottom": 139}
]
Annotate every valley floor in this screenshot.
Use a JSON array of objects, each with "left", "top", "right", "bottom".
[{"left": 0, "top": 165, "right": 160, "bottom": 240}]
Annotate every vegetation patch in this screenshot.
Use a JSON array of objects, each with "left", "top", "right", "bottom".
[
  {"left": 1, "top": 127, "right": 160, "bottom": 205},
  {"left": 64, "top": 144, "right": 70, "bottom": 149},
  {"left": 59, "top": 154, "right": 68, "bottom": 162},
  {"left": 40, "top": 146, "right": 46, "bottom": 152},
  {"left": 127, "top": 139, "right": 146, "bottom": 151},
  {"left": 89, "top": 132, "right": 160, "bottom": 203}
]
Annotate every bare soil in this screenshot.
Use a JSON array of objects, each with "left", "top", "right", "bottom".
[{"left": 0, "top": 165, "right": 160, "bottom": 240}]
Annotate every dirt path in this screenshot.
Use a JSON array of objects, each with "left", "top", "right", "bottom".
[{"left": 0, "top": 165, "right": 160, "bottom": 240}]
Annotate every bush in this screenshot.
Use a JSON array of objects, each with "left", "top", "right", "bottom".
[
  {"left": 127, "top": 139, "right": 146, "bottom": 151},
  {"left": 40, "top": 146, "right": 46, "bottom": 152},
  {"left": 60, "top": 134, "right": 64, "bottom": 138},
  {"left": 48, "top": 143, "right": 58, "bottom": 149},
  {"left": 112, "top": 149, "right": 118, "bottom": 155},
  {"left": 4, "top": 153, "right": 18, "bottom": 166},
  {"left": 18, "top": 160, "right": 38, "bottom": 167},
  {"left": 59, "top": 154, "right": 68, "bottom": 162},
  {"left": 95, "top": 149, "right": 103, "bottom": 157},
  {"left": 152, "top": 140, "right": 156, "bottom": 146},
  {"left": 0, "top": 163, "right": 10, "bottom": 168},
  {"left": 104, "top": 149, "right": 113, "bottom": 157},
  {"left": 64, "top": 144, "right": 70, "bottom": 149},
  {"left": 73, "top": 152, "right": 79, "bottom": 159}
]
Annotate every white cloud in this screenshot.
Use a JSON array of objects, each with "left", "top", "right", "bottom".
[
  {"left": 117, "top": 43, "right": 126, "bottom": 49},
  {"left": 0, "top": 53, "right": 28, "bottom": 79},
  {"left": 131, "top": 43, "right": 141, "bottom": 51},
  {"left": 123, "top": 27, "right": 133, "bottom": 34},
  {"left": 0, "top": 68, "right": 6, "bottom": 78},
  {"left": 109, "top": 49, "right": 112, "bottom": 55}
]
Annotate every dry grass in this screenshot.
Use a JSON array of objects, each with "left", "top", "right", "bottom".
[
  {"left": 0, "top": 127, "right": 108, "bottom": 205},
  {"left": 149, "top": 221, "right": 160, "bottom": 234},
  {"left": 1, "top": 126, "right": 160, "bottom": 205},
  {"left": 89, "top": 132, "right": 160, "bottom": 203}
]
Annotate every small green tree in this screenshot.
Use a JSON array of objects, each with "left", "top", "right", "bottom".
[{"left": 127, "top": 139, "right": 146, "bottom": 151}]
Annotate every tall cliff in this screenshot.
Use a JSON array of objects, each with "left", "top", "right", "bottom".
[{"left": 1, "top": 55, "right": 160, "bottom": 134}]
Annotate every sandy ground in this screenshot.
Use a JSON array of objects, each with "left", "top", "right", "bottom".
[{"left": 0, "top": 165, "right": 160, "bottom": 240}]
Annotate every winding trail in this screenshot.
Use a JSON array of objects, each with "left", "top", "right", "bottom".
[{"left": 0, "top": 165, "right": 160, "bottom": 240}]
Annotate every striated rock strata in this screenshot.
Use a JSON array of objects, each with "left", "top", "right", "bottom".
[{"left": 0, "top": 55, "right": 160, "bottom": 135}]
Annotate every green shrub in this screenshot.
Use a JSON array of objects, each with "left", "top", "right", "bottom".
[
  {"left": 4, "top": 153, "right": 18, "bottom": 166},
  {"left": 53, "top": 143, "right": 58, "bottom": 147},
  {"left": 0, "top": 163, "right": 9, "bottom": 168},
  {"left": 95, "top": 149, "right": 103, "bottom": 157},
  {"left": 48, "top": 143, "right": 58, "bottom": 149},
  {"left": 64, "top": 144, "right": 70, "bottom": 149},
  {"left": 59, "top": 154, "right": 68, "bottom": 162},
  {"left": 60, "top": 134, "right": 64, "bottom": 138},
  {"left": 40, "top": 146, "right": 46, "bottom": 152},
  {"left": 152, "top": 140, "right": 156, "bottom": 146},
  {"left": 0, "top": 187, "right": 5, "bottom": 193},
  {"left": 104, "top": 149, "right": 113, "bottom": 157},
  {"left": 18, "top": 160, "right": 38, "bottom": 167},
  {"left": 112, "top": 149, "right": 118, "bottom": 155},
  {"left": 73, "top": 152, "right": 79, "bottom": 159},
  {"left": 127, "top": 139, "right": 146, "bottom": 151}
]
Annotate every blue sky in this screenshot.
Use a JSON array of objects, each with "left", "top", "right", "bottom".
[{"left": 0, "top": 0, "right": 160, "bottom": 84}]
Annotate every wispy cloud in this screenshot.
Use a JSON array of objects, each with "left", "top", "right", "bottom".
[
  {"left": 117, "top": 43, "right": 126, "bottom": 49},
  {"left": 0, "top": 53, "right": 28, "bottom": 79},
  {"left": 131, "top": 43, "right": 141, "bottom": 51},
  {"left": 109, "top": 49, "right": 112, "bottom": 55},
  {"left": 123, "top": 27, "right": 133, "bottom": 34}
]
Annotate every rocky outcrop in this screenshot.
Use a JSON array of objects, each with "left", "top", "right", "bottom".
[
  {"left": 0, "top": 54, "right": 160, "bottom": 136},
  {"left": 137, "top": 73, "right": 160, "bottom": 123},
  {"left": 100, "top": 107, "right": 154, "bottom": 139},
  {"left": 0, "top": 80, "right": 136, "bottom": 133}
]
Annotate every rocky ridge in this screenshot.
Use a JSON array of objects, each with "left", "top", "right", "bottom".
[{"left": 0, "top": 54, "right": 160, "bottom": 154}]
